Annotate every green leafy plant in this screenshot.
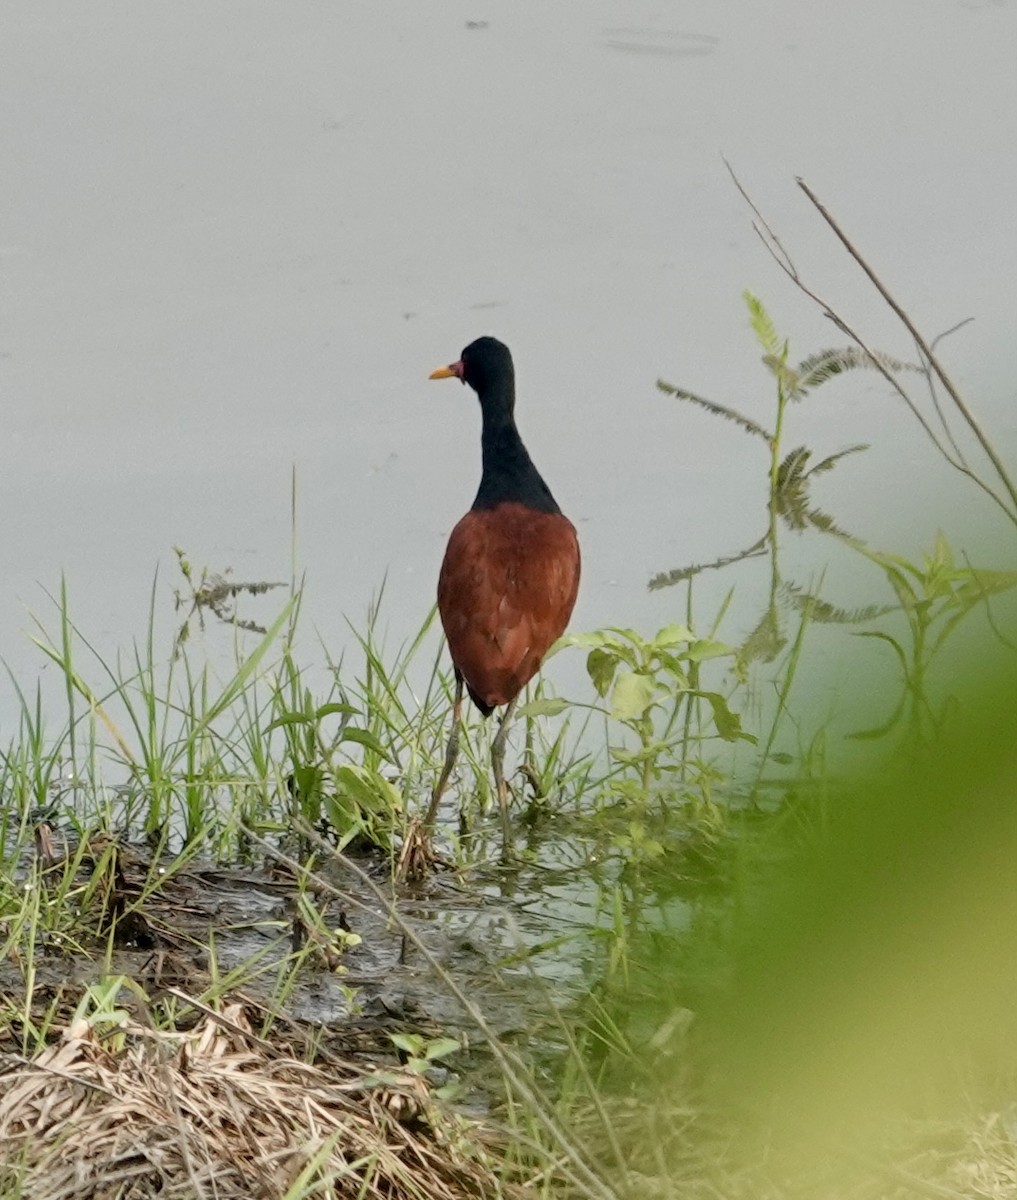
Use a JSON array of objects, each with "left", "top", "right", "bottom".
[
  {"left": 545, "top": 624, "right": 751, "bottom": 811},
  {"left": 845, "top": 531, "right": 1017, "bottom": 742},
  {"left": 268, "top": 677, "right": 401, "bottom": 853},
  {"left": 389, "top": 1031, "right": 464, "bottom": 1102},
  {"left": 651, "top": 291, "right": 905, "bottom": 733},
  {"left": 390, "top": 1031, "right": 462, "bottom": 1075}
]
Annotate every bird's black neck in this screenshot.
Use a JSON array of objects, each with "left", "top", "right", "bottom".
[{"left": 472, "top": 381, "right": 561, "bottom": 514}]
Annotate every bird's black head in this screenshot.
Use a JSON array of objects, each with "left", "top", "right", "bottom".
[
  {"left": 458, "top": 337, "right": 514, "bottom": 395},
  {"left": 430, "top": 335, "right": 559, "bottom": 512},
  {"left": 430, "top": 336, "right": 514, "bottom": 397}
]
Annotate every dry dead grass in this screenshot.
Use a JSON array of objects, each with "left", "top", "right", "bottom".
[{"left": 0, "top": 1003, "right": 511, "bottom": 1200}]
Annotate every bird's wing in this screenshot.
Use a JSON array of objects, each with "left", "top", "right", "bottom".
[{"left": 437, "top": 504, "right": 580, "bottom": 710}]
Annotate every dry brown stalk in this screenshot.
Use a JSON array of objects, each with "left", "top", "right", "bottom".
[{"left": 723, "top": 160, "right": 1017, "bottom": 531}]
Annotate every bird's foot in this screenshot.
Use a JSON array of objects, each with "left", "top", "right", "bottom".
[{"left": 396, "top": 817, "right": 445, "bottom": 882}]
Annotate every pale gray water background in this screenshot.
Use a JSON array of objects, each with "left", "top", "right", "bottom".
[{"left": 2, "top": 1, "right": 1015, "bottom": 732}]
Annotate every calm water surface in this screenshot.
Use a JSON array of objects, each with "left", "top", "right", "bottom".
[{"left": 2, "top": 1, "right": 1015, "bottom": 727}]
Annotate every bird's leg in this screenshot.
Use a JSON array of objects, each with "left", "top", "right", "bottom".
[
  {"left": 425, "top": 673, "right": 464, "bottom": 828},
  {"left": 491, "top": 696, "right": 519, "bottom": 857}
]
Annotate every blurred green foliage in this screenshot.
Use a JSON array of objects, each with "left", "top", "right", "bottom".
[{"left": 650, "top": 648, "right": 1017, "bottom": 1182}]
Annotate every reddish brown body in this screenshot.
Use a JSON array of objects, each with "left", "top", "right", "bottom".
[
  {"left": 422, "top": 336, "right": 579, "bottom": 857},
  {"left": 437, "top": 501, "right": 581, "bottom": 714}
]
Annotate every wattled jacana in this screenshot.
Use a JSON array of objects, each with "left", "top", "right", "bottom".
[{"left": 426, "top": 337, "right": 581, "bottom": 851}]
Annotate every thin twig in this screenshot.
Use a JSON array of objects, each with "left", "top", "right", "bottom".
[
  {"left": 923, "top": 319, "right": 975, "bottom": 466},
  {"left": 724, "top": 161, "right": 956, "bottom": 457},
  {"left": 723, "top": 161, "right": 1017, "bottom": 529},
  {"left": 726, "top": 162, "right": 956, "bottom": 458},
  {"left": 796, "top": 177, "right": 1017, "bottom": 515}
]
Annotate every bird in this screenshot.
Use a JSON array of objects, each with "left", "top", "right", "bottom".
[{"left": 425, "top": 336, "right": 580, "bottom": 853}]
